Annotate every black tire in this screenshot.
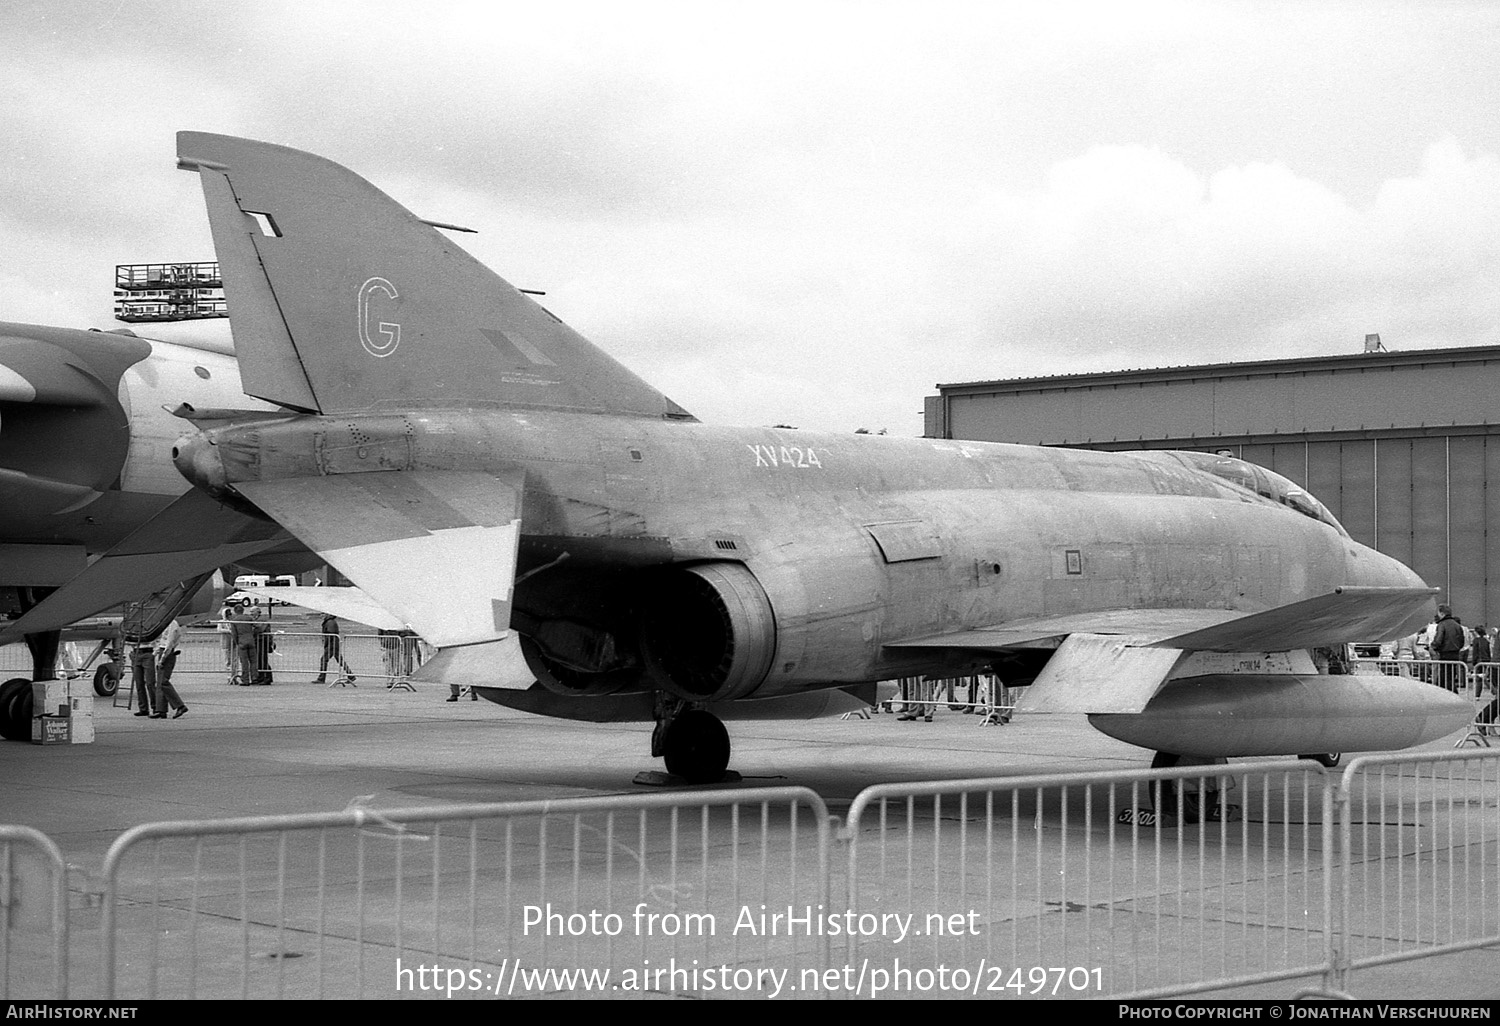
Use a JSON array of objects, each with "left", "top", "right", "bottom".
[
  {"left": 93, "top": 664, "right": 120, "bottom": 697},
  {"left": 1300, "top": 753, "right": 1342, "bottom": 768},
  {"left": 662, "top": 709, "right": 731, "bottom": 784},
  {"left": 0, "top": 678, "right": 34, "bottom": 742}
]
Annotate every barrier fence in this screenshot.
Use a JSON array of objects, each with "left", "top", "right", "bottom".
[
  {"left": 97, "top": 789, "right": 829, "bottom": 1000},
  {"left": 1, "top": 628, "right": 438, "bottom": 690},
  {"left": 8, "top": 750, "right": 1500, "bottom": 999},
  {"left": 0, "top": 826, "right": 68, "bottom": 999},
  {"left": 840, "top": 762, "right": 1334, "bottom": 999},
  {"left": 1331, "top": 751, "right": 1500, "bottom": 997}
]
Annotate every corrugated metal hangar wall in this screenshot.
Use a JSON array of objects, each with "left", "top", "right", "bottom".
[{"left": 925, "top": 345, "right": 1500, "bottom": 629}]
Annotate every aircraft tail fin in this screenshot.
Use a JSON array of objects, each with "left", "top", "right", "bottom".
[{"left": 176, "top": 132, "right": 693, "bottom": 420}]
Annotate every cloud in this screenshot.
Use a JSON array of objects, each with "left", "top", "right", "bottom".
[{"left": 928, "top": 140, "right": 1500, "bottom": 382}]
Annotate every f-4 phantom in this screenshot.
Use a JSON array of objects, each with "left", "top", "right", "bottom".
[{"left": 13, "top": 132, "right": 1471, "bottom": 780}]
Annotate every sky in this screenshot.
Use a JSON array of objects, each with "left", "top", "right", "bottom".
[{"left": 3, "top": 0, "right": 1499, "bottom": 435}]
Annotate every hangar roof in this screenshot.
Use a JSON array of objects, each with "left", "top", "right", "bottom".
[
  {"left": 929, "top": 344, "right": 1500, "bottom": 445},
  {"left": 936, "top": 344, "right": 1500, "bottom": 394}
]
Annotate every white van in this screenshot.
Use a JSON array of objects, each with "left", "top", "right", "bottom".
[{"left": 227, "top": 574, "right": 298, "bottom": 608}]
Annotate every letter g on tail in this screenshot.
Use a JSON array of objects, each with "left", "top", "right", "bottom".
[{"left": 358, "top": 277, "right": 402, "bottom": 357}]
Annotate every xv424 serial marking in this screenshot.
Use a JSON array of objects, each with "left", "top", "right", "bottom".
[{"left": 747, "top": 444, "right": 824, "bottom": 469}]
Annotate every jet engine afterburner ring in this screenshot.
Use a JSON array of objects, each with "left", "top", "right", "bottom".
[{"left": 638, "top": 562, "right": 776, "bottom": 702}]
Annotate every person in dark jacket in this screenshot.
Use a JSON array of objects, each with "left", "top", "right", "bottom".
[
  {"left": 313, "top": 612, "right": 356, "bottom": 686},
  {"left": 1431, "top": 605, "right": 1466, "bottom": 693}
]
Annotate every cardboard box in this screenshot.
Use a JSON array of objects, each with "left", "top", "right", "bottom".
[
  {"left": 68, "top": 678, "right": 96, "bottom": 701},
  {"left": 68, "top": 694, "right": 93, "bottom": 717},
  {"left": 31, "top": 716, "right": 70, "bottom": 745},
  {"left": 32, "top": 681, "right": 68, "bottom": 717}
]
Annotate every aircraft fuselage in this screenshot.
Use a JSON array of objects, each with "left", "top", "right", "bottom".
[{"left": 176, "top": 409, "right": 1424, "bottom": 695}]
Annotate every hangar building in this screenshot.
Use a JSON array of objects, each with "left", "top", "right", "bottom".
[{"left": 925, "top": 344, "right": 1500, "bottom": 628}]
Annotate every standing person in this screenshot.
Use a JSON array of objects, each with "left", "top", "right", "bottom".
[
  {"left": 1431, "top": 604, "right": 1466, "bottom": 693},
  {"left": 217, "top": 605, "right": 235, "bottom": 673},
  {"left": 312, "top": 612, "right": 356, "bottom": 686},
  {"left": 252, "top": 612, "right": 275, "bottom": 684},
  {"left": 231, "top": 608, "right": 259, "bottom": 685},
  {"left": 1470, "top": 624, "right": 1492, "bottom": 696},
  {"left": 152, "top": 618, "right": 189, "bottom": 718},
  {"left": 897, "top": 677, "right": 934, "bottom": 722},
  {"left": 129, "top": 642, "right": 156, "bottom": 716}
]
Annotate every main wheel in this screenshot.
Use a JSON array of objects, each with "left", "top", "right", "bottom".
[
  {"left": 661, "top": 709, "right": 731, "bottom": 784},
  {"left": 0, "top": 678, "right": 34, "bottom": 742},
  {"left": 94, "top": 664, "right": 120, "bottom": 697},
  {"left": 1299, "top": 753, "right": 1342, "bottom": 767}
]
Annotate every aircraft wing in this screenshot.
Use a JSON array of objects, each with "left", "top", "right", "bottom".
[
  {"left": 1148, "top": 587, "right": 1438, "bottom": 652},
  {"left": 886, "top": 586, "right": 1437, "bottom": 716},
  {"left": 885, "top": 587, "right": 1436, "bottom": 655},
  {"left": 883, "top": 608, "right": 1243, "bottom": 650},
  {"left": 0, "top": 489, "right": 286, "bottom": 641},
  {"left": 231, "top": 469, "right": 522, "bottom": 648}
]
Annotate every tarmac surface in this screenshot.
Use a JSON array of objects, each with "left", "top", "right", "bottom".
[{"left": 2, "top": 661, "right": 1497, "bottom": 1001}]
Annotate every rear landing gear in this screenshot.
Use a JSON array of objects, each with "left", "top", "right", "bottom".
[
  {"left": 645, "top": 696, "right": 733, "bottom": 785},
  {"left": 663, "top": 709, "right": 730, "bottom": 783},
  {"left": 1299, "top": 753, "right": 1342, "bottom": 767}
]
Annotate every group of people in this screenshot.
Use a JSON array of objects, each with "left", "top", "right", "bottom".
[
  {"left": 883, "top": 675, "right": 1011, "bottom": 725},
  {"left": 217, "top": 605, "right": 278, "bottom": 685},
  {"left": 125, "top": 610, "right": 468, "bottom": 715},
  {"left": 1382, "top": 603, "right": 1496, "bottom": 696}
]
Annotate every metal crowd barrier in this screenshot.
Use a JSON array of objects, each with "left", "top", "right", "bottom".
[
  {"left": 97, "top": 788, "right": 829, "bottom": 1000},
  {"left": 11, "top": 752, "right": 1500, "bottom": 998},
  {"left": 1349, "top": 657, "right": 1475, "bottom": 695},
  {"left": 877, "top": 675, "right": 1017, "bottom": 724},
  {"left": 839, "top": 761, "right": 1333, "bottom": 999},
  {"left": 0, "top": 826, "right": 68, "bottom": 999},
  {"left": 163, "top": 628, "right": 438, "bottom": 685},
  {"left": 1326, "top": 750, "right": 1500, "bottom": 997}
]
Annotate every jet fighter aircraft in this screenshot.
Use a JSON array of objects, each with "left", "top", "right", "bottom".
[{"left": 13, "top": 133, "right": 1471, "bottom": 780}]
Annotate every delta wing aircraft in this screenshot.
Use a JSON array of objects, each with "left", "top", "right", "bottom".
[{"left": 11, "top": 133, "right": 1472, "bottom": 780}]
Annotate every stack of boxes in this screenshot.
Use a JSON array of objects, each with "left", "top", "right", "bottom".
[{"left": 30, "top": 679, "right": 95, "bottom": 745}]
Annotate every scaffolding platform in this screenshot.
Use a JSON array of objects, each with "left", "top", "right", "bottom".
[{"left": 113, "top": 262, "right": 228, "bottom": 322}]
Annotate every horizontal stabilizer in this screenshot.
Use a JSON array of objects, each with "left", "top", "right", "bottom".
[
  {"left": 1018, "top": 633, "right": 1185, "bottom": 714},
  {"left": 256, "top": 586, "right": 404, "bottom": 631},
  {"left": 0, "top": 489, "right": 285, "bottom": 640},
  {"left": 233, "top": 470, "right": 522, "bottom": 647},
  {"left": 1152, "top": 587, "right": 1437, "bottom": 652},
  {"left": 411, "top": 636, "right": 535, "bottom": 690}
]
